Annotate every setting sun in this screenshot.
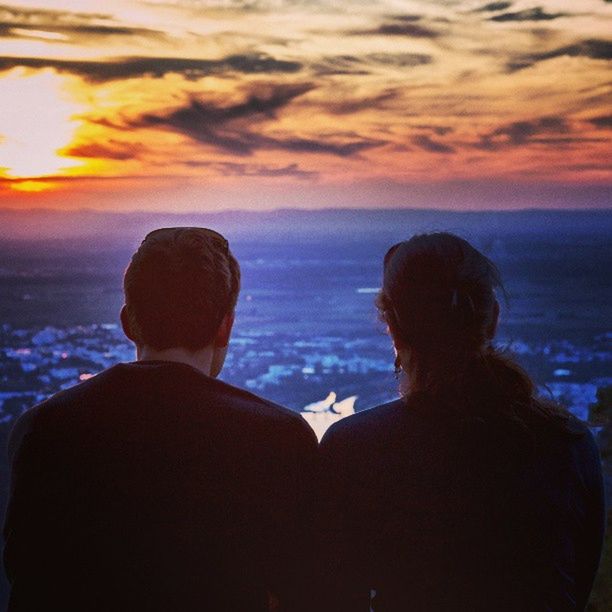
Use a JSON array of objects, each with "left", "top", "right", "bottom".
[{"left": 0, "top": 68, "right": 83, "bottom": 185}]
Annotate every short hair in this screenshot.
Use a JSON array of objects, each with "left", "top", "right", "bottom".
[{"left": 123, "top": 227, "right": 240, "bottom": 351}]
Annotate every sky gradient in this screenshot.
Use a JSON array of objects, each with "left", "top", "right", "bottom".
[{"left": 0, "top": 0, "right": 610, "bottom": 211}]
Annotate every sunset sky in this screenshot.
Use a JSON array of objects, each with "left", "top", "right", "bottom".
[{"left": 0, "top": 0, "right": 610, "bottom": 211}]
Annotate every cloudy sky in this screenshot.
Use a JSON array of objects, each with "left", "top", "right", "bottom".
[{"left": 0, "top": 0, "right": 610, "bottom": 211}]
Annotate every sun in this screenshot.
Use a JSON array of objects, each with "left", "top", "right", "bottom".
[{"left": 0, "top": 68, "right": 84, "bottom": 188}]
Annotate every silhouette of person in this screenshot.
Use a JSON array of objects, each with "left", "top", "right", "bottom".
[
  {"left": 4, "top": 227, "right": 318, "bottom": 611},
  {"left": 319, "top": 232, "right": 605, "bottom": 611}
]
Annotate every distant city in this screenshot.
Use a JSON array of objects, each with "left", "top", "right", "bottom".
[
  {"left": 1, "top": 211, "right": 611, "bottom": 437},
  {"left": 1, "top": 321, "right": 610, "bottom": 440}
]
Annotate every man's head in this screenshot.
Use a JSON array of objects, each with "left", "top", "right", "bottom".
[{"left": 121, "top": 227, "right": 240, "bottom": 376}]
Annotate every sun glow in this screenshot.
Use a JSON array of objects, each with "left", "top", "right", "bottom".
[
  {"left": 0, "top": 68, "right": 84, "bottom": 185},
  {"left": 9, "top": 180, "right": 55, "bottom": 192}
]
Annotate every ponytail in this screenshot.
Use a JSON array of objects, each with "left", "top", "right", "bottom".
[{"left": 466, "top": 347, "right": 572, "bottom": 432}]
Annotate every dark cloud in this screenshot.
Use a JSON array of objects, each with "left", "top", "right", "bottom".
[
  {"left": 311, "top": 55, "right": 370, "bottom": 76},
  {"left": 0, "top": 23, "right": 19, "bottom": 37},
  {"left": 362, "top": 23, "right": 438, "bottom": 37},
  {"left": 366, "top": 52, "right": 432, "bottom": 68},
  {"left": 63, "top": 140, "right": 143, "bottom": 161},
  {"left": 473, "top": 2, "right": 513, "bottom": 11},
  {"left": 414, "top": 124, "right": 454, "bottom": 136},
  {"left": 412, "top": 135, "right": 455, "bottom": 153},
  {"left": 323, "top": 89, "right": 399, "bottom": 115},
  {"left": 496, "top": 116, "right": 568, "bottom": 143},
  {"left": 185, "top": 161, "right": 317, "bottom": 179},
  {"left": 0, "top": 53, "right": 303, "bottom": 82},
  {"left": 587, "top": 114, "right": 612, "bottom": 128},
  {"left": 313, "top": 52, "right": 431, "bottom": 76},
  {"left": 508, "top": 39, "right": 612, "bottom": 71},
  {"left": 257, "top": 136, "right": 381, "bottom": 157},
  {"left": 125, "top": 85, "right": 384, "bottom": 157},
  {"left": 351, "top": 16, "right": 438, "bottom": 38},
  {"left": 136, "top": 82, "right": 314, "bottom": 130},
  {"left": 526, "top": 136, "right": 605, "bottom": 145},
  {"left": 387, "top": 14, "right": 422, "bottom": 22},
  {"left": 476, "top": 116, "right": 570, "bottom": 149},
  {"left": 490, "top": 7, "right": 569, "bottom": 21}
]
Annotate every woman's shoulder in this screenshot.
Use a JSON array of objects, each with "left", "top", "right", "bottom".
[
  {"left": 320, "top": 397, "right": 415, "bottom": 450},
  {"left": 559, "top": 413, "right": 602, "bottom": 471},
  {"left": 320, "top": 392, "right": 472, "bottom": 445}
]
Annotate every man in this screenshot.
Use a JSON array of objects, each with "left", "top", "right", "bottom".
[{"left": 4, "top": 227, "right": 318, "bottom": 611}]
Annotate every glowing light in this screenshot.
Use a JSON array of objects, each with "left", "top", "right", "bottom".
[
  {"left": 9, "top": 180, "right": 55, "bottom": 192},
  {"left": 0, "top": 68, "right": 84, "bottom": 183}
]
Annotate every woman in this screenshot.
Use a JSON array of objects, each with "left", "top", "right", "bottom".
[{"left": 320, "top": 233, "right": 604, "bottom": 611}]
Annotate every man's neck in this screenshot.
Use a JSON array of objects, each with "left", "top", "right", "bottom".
[{"left": 137, "top": 345, "right": 215, "bottom": 376}]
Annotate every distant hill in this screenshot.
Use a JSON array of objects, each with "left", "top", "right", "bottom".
[{"left": 0, "top": 207, "right": 610, "bottom": 245}]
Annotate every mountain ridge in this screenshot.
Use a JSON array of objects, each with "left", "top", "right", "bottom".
[{"left": 1, "top": 206, "right": 610, "bottom": 242}]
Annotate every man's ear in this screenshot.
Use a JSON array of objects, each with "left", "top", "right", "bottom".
[
  {"left": 214, "top": 311, "right": 235, "bottom": 349},
  {"left": 120, "top": 305, "right": 136, "bottom": 342}
]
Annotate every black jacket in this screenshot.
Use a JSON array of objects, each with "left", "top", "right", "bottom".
[
  {"left": 4, "top": 361, "right": 318, "bottom": 611},
  {"left": 319, "top": 397, "right": 605, "bottom": 611}
]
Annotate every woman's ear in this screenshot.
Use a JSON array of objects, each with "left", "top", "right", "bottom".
[
  {"left": 392, "top": 329, "right": 407, "bottom": 349},
  {"left": 387, "top": 317, "right": 406, "bottom": 352},
  {"left": 487, "top": 299, "right": 500, "bottom": 339}
]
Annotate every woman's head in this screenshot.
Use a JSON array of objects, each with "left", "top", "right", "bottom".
[
  {"left": 378, "top": 232, "right": 573, "bottom": 433},
  {"left": 377, "top": 233, "right": 502, "bottom": 393}
]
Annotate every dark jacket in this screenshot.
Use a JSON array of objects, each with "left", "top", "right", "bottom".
[
  {"left": 4, "top": 360, "right": 318, "bottom": 611},
  {"left": 319, "top": 397, "right": 605, "bottom": 611}
]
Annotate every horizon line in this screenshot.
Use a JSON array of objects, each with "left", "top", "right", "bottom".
[{"left": 1, "top": 205, "right": 611, "bottom": 216}]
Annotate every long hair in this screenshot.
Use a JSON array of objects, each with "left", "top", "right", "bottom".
[{"left": 377, "top": 232, "right": 572, "bottom": 433}]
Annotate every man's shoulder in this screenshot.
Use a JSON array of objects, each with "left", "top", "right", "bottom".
[
  {"left": 137, "top": 361, "right": 318, "bottom": 449},
  {"left": 12, "top": 362, "right": 316, "bottom": 453},
  {"left": 19, "top": 365, "right": 120, "bottom": 420},
  {"left": 6, "top": 366, "right": 122, "bottom": 457},
  {"left": 33, "top": 361, "right": 312, "bottom": 436},
  {"left": 211, "top": 375, "right": 313, "bottom": 430}
]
